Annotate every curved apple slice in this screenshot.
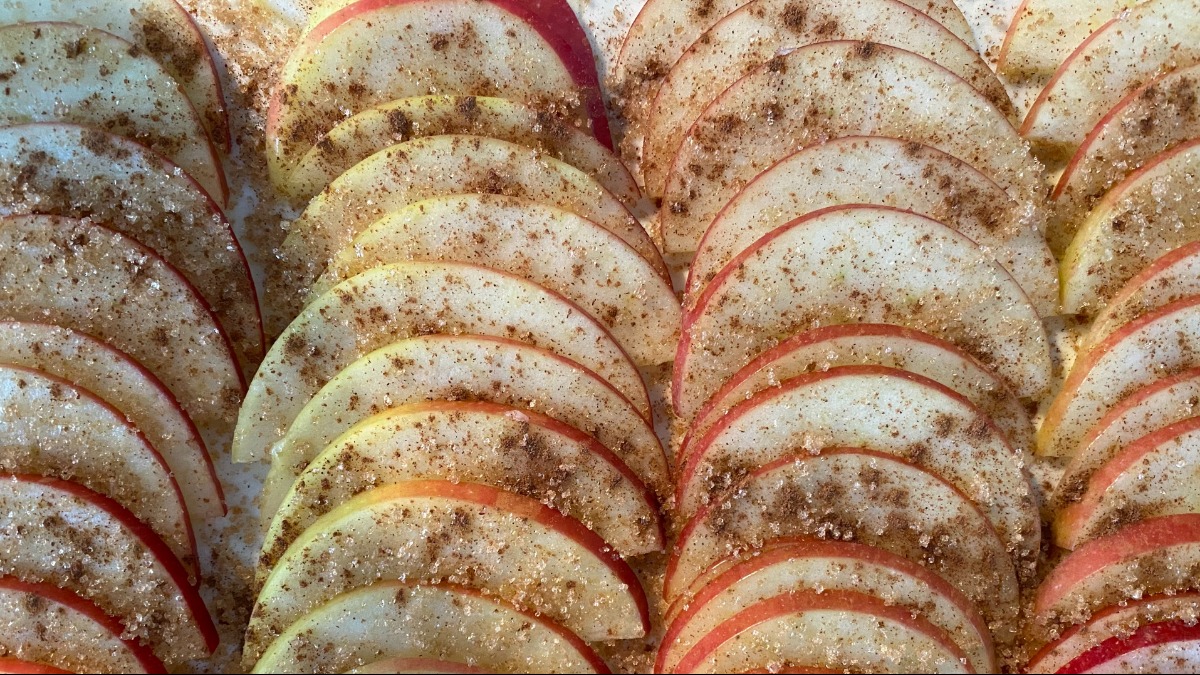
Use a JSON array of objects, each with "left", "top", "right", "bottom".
[
  {"left": 1085, "top": 242, "right": 1200, "bottom": 352},
  {"left": 272, "top": 135, "right": 664, "bottom": 331},
  {"left": 1063, "top": 621, "right": 1200, "bottom": 673},
  {"left": 251, "top": 582, "right": 608, "bottom": 674},
  {"left": 677, "top": 365, "right": 1039, "bottom": 570},
  {"left": 1061, "top": 138, "right": 1200, "bottom": 316},
  {"left": 683, "top": 324, "right": 1034, "bottom": 467},
  {"left": 0, "top": 475, "right": 217, "bottom": 664},
  {"left": 258, "top": 334, "right": 667, "bottom": 522},
  {"left": 656, "top": 540, "right": 994, "bottom": 673},
  {"left": 0, "top": 215, "right": 242, "bottom": 430},
  {"left": 284, "top": 95, "right": 638, "bottom": 204},
  {"left": 640, "top": 0, "right": 1013, "bottom": 198},
  {"left": 1021, "top": 0, "right": 1200, "bottom": 163},
  {"left": 350, "top": 660, "right": 483, "bottom": 674},
  {"left": 245, "top": 481, "right": 649, "bottom": 662},
  {"left": 313, "top": 195, "right": 679, "bottom": 365},
  {"left": 236, "top": 261, "right": 651, "bottom": 463},
  {"left": 0, "top": 577, "right": 166, "bottom": 674},
  {"left": 0, "top": 364, "right": 196, "bottom": 582},
  {"left": 660, "top": 40, "right": 1040, "bottom": 255},
  {"left": 1039, "top": 296, "right": 1200, "bottom": 457},
  {"left": 0, "top": 23, "right": 225, "bottom": 203},
  {"left": 671, "top": 589, "right": 972, "bottom": 674},
  {"left": 0, "top": 123, "right": 262, "bottom": 376},
  {"left": 674, "top": 205, "right": 1051, "bottom": 421},
  {"left": 259, "top": 400, "right": 663, "bottom": 582},
  {"left": 1050, "top": 64, "right": 1200, "bottom": 253},
  {"left": 997, "top": 0, "right": 1136, "bottom": 81},
  {"left": 0, "top": 661, "right": 68, "bottom": 674},
  {"left": 688, "top": 136, "right": 1056, "bottom": 316},
  {"left": 0, "top": 0, "right": 228, "bottom": 149},
  {"left": 666, "top": 449, "right": 1020, "bottom": 637}
]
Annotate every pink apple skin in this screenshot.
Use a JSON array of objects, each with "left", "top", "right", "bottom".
[
  {"left": 1020, "top": 12, "right": 1118, "bottom": 138},
  {"left": 1061, "top": 620, "right": 1200, "bottom": 673},
  {"left": 0, "top": 659, "right": 69, "bottom": 674}
]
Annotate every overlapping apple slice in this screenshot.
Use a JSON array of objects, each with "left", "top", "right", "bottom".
[
  {"left": 0, "top": 23, "right": 225, "bottom": 203},
  {"left": 251, "top": 582, "right": 609, "bottom": 674},
  {"left": 257, "top": 334, "right": 667, "bottom": 526},
  {"left": 659, "top": 40, "right": 1041, "bottom": 255},
  {"left": 687, "top": 136, "right": 1056, "bottom": 316},
  {"left": 1057, "top": 620, "right": 1200, "bottom": 673},
  {"left": 0, "top": 215, "right": 242, "bottom": 430},
  {"left": 245, "top": 481, "right": 649, "bottom": 663},
  {"left": 0, "top": 474, "right": 217, "bottom": 664},
  {"left": 1021, "top": 0, "right": 1200, "bottom": 163},
  {"left": 0, "top": 123, "right": 262, "bottom": 381},
  {"left": 674, "top": 205, "right": 1050, "bottom": 421},
  {"left": 639, "top": 0, "right": 1013, "bottom": 198},
  {"left": 1085, "top": 243, "right": 1200, "bottom": 352},
  {"left": 997, "top": 0, "right": 1137, "bottom": 81}
]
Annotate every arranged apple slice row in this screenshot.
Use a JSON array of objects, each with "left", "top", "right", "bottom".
[
  {"left": 1084, "top": 241, "right": 1200, "bottom": 353},
  {"left": 997, "top": 0, "right": 1137, "bottom": 81}
]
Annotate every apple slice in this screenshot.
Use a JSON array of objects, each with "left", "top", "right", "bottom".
[
  {"left": 251, "top": 582, "right": 608, "bottom": 674},
  {"left": 1085, "top": 242, "right": 1200, "bottom": 352},
  {"left": 245, "top": 481, "right": 649, "bottom": 662},
  {"left": 0, "top": 0, "right": 229, "bottom": 149},
  {"left": 0, "top": 215, "right": 242, "bottom": 431},
  {"left": 0, "top": 474, "right": 216, "bottom": 663},
  {"left": 312, "top": 195, "right": 679, "bottom": 365},
  {"left": 0, "top": 23, "right": 225, "bottom": 203},
  {"left": 266, "top": 0, "right": 609, "bottom": 180},
  {"left": 1049, "top": 64, "right": 1200, "bottom": 253},
  {"left": 0, "top": 661, "right": 67, "bottom": 674},
  {"left": 0, "top": 123, "right": 262, "bottom": 375},
  {"left": 666, "top": 449, "right": 1020, "bottom": 638},
  {"left": 687, "top": 136, "right": 1056, "bottom": 316},
  {"left": 350, "top": 660, "right": 483, "bottom": 674},
  {"left": 1061, "top": 138, "right": 1200, "bottom": 317},
  {"left": 674, "top": 205, "right": 1051, "bottom": 421},
  {"left": 1039, "top": 296, "right": 1200, "bottom": 457},
  {"left": 0, "top": 364, "right": 196, "bottom": 582},
  {"left": 996, "top": 0, "right": 1137, "bottom": 81},
  {"left": 0, "top": 321, "right": 222, "bottom": 521},
  {"left": 0, "top": 577, "right": 166, "bottom": 674},
  {"left": 271, "top": 135, "right": 664, "bottom": 332},
  {"left": 284, "top": 95, "right": 638, "bottom": 205},
  {"left": 639, "top": 0, "right": 1013, "bottom": 199},
  {"left": 656, "top": 540, "right": 994, "bottom": 673},
  {"left": 659, "top": 40, "right": 1041, "bottom": 255},
  {"left": 257, "top": 334, "right": 667, "bottom": 523},
  {"left": 259, "top": 400, "right": 663, "bottom": 583},
  {"left": 677, "top": 365, "right": 1039, "bottom": 571},
  {"left": 683, "top": 324, "right": 1034, "bottom": 469},
  {"left": 670, "top": 589, "right": 972, "bottom": 674},
  {"left": 1062, "top": 620, "right": 1200, "bottom": 673},
  {"left": 236, "top": 260, "right": 651, "bottom": 463},
  {"left": 1021, "top": 0, "right": 1200, "bottom": 163}
]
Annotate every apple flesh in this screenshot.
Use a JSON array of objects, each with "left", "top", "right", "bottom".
[
  {"left": 350, "top": 660, "right": 483, "bottom": 674},
  {"left": 996, "top": 0, "right": 1137, "bottom": 81},
  {"left": 1085, "top": 241, "right": 1200, "bottom": 352},
  {"left": 251, "top": 582, "right": 608, "bottom": 674}
]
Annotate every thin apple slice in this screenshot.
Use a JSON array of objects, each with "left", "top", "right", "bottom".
[
  {"left": 677, "top": 365, "right": 1039, "bottom": 572},
  {"left": 0, "top": 123, "right": 262, "bottom": 375},
  {"left": 666, "top": 449, "right": 1020, "bottom": 639},
  {"left": 1021, "top": 0, "right": 1200, "bottom": 163},
  {"left": 0, "top": 321, "right": 221, "bottom": 521},
  {"left": 245, "top": 481, "right": 649, "bottom": 662},
  {"left": 350, "top": 660, "right": 483, "bottom": 674},
  {"left": 312, "top": 195, "right": 679, "bottom": 365},
  {"left": 1085, "top": 242, "right": 1200, "bottom": 352},
  {"left": 640, "top": 0, "right": 1013, "bottom": 199},
  {"left": 1039, "top": 296, "right": 1200, "bottom": 457},
  {"left": 251, "top": 582, "right": 608, "bottom": 674},
  {"left": 0, "top": 215, "right": 242, "bottom": 430},
  {"left": 1061, "top": 138, "right": 1200, "bottom": 316},
  {"left": 258, "top": 334, "right": 667, "bottom": 523},
  {"left": 259, "top": 400, "right": 663, "bottom": 583},
  {"left": 656, "top": 540, "right": 994, "bottom": 673},
  {"left": 0, "top": 364, "right": 196, "bottom": 582},
  {"left": 683, "top": 324, "right": 1034, "bottom": 469},
  {"left": 0, "top": 577, "right": 166, "bottom": 674},
  {"left": 687, "top": 136, "right": 1056, "bottom": 316},
  {"left": 237, "top": 260, "right": 651, "bottom": 463},
  {"left": 0, "top": 0, "right": 229, "bottom": 148},
  {"left": 997, "top": 0, "right": 1138, "bottom": 81},
  {"left": 284, "top": 95, "right": 638, "bottom": 204},
  {"left": 671, "top": 589, "right": 972, "bottom": 674},
  {"left": 1049, "top": 64, "right": 1200, "bottom": 253},
  {"left": 660, "top": 40, "right": 1041, "bottom": 255},
  {"left": 0, "top": 661, "right": 67, "bottom": 674},
  {"left": 0, "top": 23, "right": 225, "bottom": 203},
  {"left": 271, "top": 135, "right": 664, "bottom": 332},
  {"left": 1063, "top": 621, "right": 1200, "bottom": 673},
  {"left": 0, "top": 474, "right": 217, "bottom": 664},
  {"left": 674, "top": 205, "right": 1051, "bottom": 421}
]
